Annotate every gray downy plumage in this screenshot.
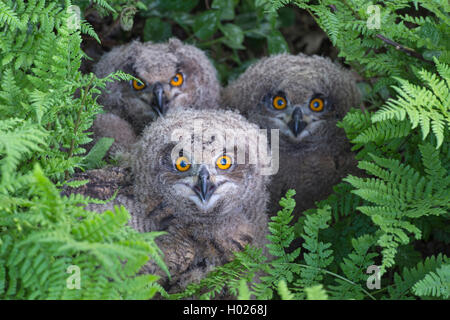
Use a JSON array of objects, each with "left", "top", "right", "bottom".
[
  {"left": 91, "top": 38, "right": 221, "bottom": 154},
  {"left": 64, "top": 108, "right": 272, "bottom": 293},
  {"left": 222, "top": 53, "right": 361, "bottom": 217}
]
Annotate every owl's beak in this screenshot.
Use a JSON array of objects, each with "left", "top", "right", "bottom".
[
  {"left": 288, "top": 107, "right": 307, "bottom": 137},
  {"left": 152, "top": 82, "right": 165, "bottom": 116},
  {"left": 194, "top": 166, "right": 216, "bottom": 203}
]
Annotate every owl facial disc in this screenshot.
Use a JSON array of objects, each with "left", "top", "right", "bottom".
[{"left": 261, "top": 93, "right": 333, "bottom": 143}]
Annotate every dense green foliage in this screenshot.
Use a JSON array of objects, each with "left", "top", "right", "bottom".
[
  {"left": 0, "top": 0, "right": 448, "bottom": 300},
  {"left": 0, "top": 0, "right": 167, "bottom": 299}
]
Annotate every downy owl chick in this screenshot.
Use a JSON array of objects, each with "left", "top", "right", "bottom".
[
  {"left": 91, "top": 38, "right": 221, "bottom": 154},
  {"left": 65, "top": 108, "right": 272, "bottom": 292},
  {"left": 222, "top": 53, "right": 361, "bottom": 216}
]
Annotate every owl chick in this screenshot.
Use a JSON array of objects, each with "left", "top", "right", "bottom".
[
  {"left": 90, "top": 38, "right": 221, "bottom": 154},
  {"left": 65, "top": 108, "right": 272, "bottom": 293},
  {"left": 222, "top": 53, "right": 361, "bottom": 216}
]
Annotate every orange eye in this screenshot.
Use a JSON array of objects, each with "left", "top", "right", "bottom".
[
  {"left": 131, "top": 78, "right": 146, "bottom": 91},
  {"left": 170, "top": 73, "right": 184, "bottom": 87},
  {"left": 175, "top": 156, "right": 191, "bottom": 172},
  {"left": 309, "top": 98, "right": 324, "bottom": 112},
  {"left": 216, "top": 155, "right": 232, "bottom": 170},
  {"left": 272, "top": 96, "right": 287, "bottom": 110}
]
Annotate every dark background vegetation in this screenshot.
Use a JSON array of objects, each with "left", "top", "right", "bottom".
[{"left": 78, "top": 0, "right": 337, "bottom": 85}]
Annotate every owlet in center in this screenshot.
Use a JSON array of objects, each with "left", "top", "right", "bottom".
[{"left": 65, "top": 109, "right": 272, "bottom": 293}]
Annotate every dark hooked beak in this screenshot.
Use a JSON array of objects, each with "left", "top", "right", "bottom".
[
  {"left": 152, "top": 82, "right": 165, "bottom": 116},
  {"left": 194, "top": 167, "right": 215, "bottom": 202},
  {"left": 289, "top": 107, "right": 307, "bottom": 137}
]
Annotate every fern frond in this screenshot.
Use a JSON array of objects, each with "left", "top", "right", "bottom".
[
  {"left": 277, "top": 280, "right": 294, "bottom": 300},
  {"left": 305, "top": 284, "right": 328, "bottom": 300},
  {"left": 328, "top": 234, "right": 378, "bottom": 300},
  {"left": 0, "top": 165, "right": 166, "bottom": 300},
  {"left": 372, "top": 61, "right": 449, "bottom": 148},
  {"left": 344, "top": 143, "right": 449, "bottom": 273},
  {"left": 388, "top": 254, "right": 449, "bottom": 299},
  {"left": 0, "top": 1, "right": 25, "bottom": 31},
  {"left": 413, "top": 264, "right": 450, "bottom": 299},
  {"left": 0, "top": 119, "right": 47, "bottom": 190},
  {"left": 237, "top": 279, "right": 252, "bottom": 300},
  {"left": 295, "top": 206, "right": 333, "bottom": 288}
]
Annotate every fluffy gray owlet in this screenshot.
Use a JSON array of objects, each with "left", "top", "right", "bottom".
[
  {"left": 64, "top": 109, "right": 272, "bottom": 292},
  {"left": 91, "top": 38, "right": 221, "bottom": 153},
  {"left": 222, "top": 53, "right": 361, "bottom": 216}
]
